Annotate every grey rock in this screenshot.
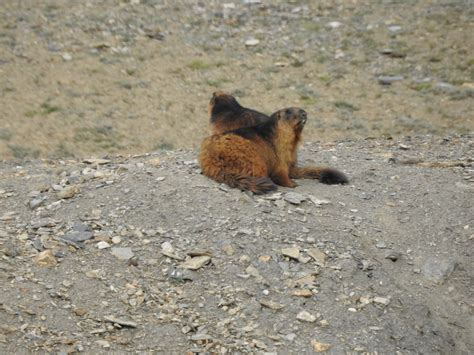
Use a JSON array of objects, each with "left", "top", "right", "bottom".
[
  {"left": 62, "top": 231, "right": 94, "bottom": 243},
  {"left": 29, "top": 196, "right": 46, "bottom": 210},
  {"left": 421, "top": 258, "right": 457, "bottom": 283},
  {"left": 284, "top": 192, "right": 306, "bottom": 205},
  {"left": 377, "top": 76, "right": 404, "bottom": 85},
  {"left": 111, "top": 247, "right": 134, "bottom": 260}
]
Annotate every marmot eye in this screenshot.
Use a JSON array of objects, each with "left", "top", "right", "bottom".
[{"left": 300, "top": 111, "right": 307, "bottom": 119}]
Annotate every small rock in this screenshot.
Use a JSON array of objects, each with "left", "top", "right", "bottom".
[
  {"left": 311, "top": 340, "right": 331, "bottom": 352},
  {"left": 375, "top": 241, "right": 387, "bottom": 249},
  {"left": 35, "top": 250, "right": 57, "bottom": 267},
  {"left": 161, "top": 241, "right": 183, "bottom": 260},
  {"left": 111, "top": 247, "right": 134, "bottom": 260},
  {"left": 308, "top": 196, "right": 331, "bottom": 206},
  {"left": 282, "top": 247, "right": 300, "bottom": 260},
  {"left": 245, "top": 265, "right": 263, "bottom": 280},
  {"left": 74, "top": 308, "right": 88, "bottom": 316},
  {"left": 373, "top": 296, "right": 391, "bottom": 306},
  {"left": 307, "top": 247, "right": 327, "bottom": 265},
  {"left": 328, "top": 21, "right": 342, "bottom": 29},
  {"left": 29, "top": 196, "right": 46, "bottom": 209},
  {"left": 57, "top": 186, "right": 79, "bottom": 199},
  {"left": 296, "top": 311, "right": 316, "bottom": 322},
  {"left": 222, "top": 243, "right": 235, "bottom": 256},
  {"left": 97, "top": 241, "right": 110, "bottom": 249},
  {"left": 182, "top": 256, "right": 211, "bottom": 270},
  {"left": 284, "top": 192, "right": 306, "bottom": 205},
  {"left": 62, "top": 231, "right": 93, "bottom": 243},
  {"left": 62, "top": 53, "right": 72, "bottom": 61},
  {"left": 388, "top": 25, "right": 402, "bottom": 32},
  {"left": 260, "top": 300, "right": 284, "bottom": 310},
  {"left": 111, "top": 236, "right": 122, "bottom": 244},
  {"left": 245, "top": 38, "right": 260, "bottom": 46},
  {"left": 399, "top": 144, "right": 410, "bottom": 150},
  {"left": 378, "top": 75, "right": 404, "bottom": 85},
  {"left": 421, "top": 258, "right": 457, "bottom": 284},
  {"left": 104, "top": 315, "right": 137, "bottom": 328},
  {"left": 291, "top": 289, "right": 313, "bottom": 298}
]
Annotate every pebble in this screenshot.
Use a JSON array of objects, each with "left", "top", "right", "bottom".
[
  {"left": 296, "top": 311, "right": 316, "bottom": 322},
  {"left": 245, "top": 38, "right": 260, "bottom": 46},
  {"left": 61, "top": 53, "right": 72, "bottom": 61},
  {"left": 284, "top": 192, "right": 306, "bottom": 205},
  {"left": 311, "top": 340, "right": 331, "bottom": 352},
  {"left": 291, "top": 289, "right": 313, "bottom": 298},
  {"left": 421, "top": 258, "right": 457, "bottom": 283},
  {"left": 111, "top": 247, "right": 134, "bottom": 260},
  {"left": 97, "top": 241, "right": 111, "bottom": 249},
  {"left": 112, "top": 236, "right": 122, "bottom": 244},
  {"left": 373, "top": 296, "right": 391, "bottom": 306},
  {"left": 29, "top": 196, "right": 46, "bottom": 209},
  {"left": 35, "top": 249, "right": 57, "bottom": 267},
  {"left": 260, "top": 300, "right": 284, "bottom": 310},
  {"left": 57, "top": 185, "right": 79, "bottom": 199},
  {"left": 328, "top": 21, "right": 342, "bottom": 29}
]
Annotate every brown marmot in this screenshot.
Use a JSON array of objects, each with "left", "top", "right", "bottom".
[
  {"left": 208, "top": 91, "right": 271, "bottom": 134},
  {"left": 199, "top": 107, "right": 348, "bottom": 194}
]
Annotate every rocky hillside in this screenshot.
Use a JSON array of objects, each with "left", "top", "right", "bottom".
[{"left": 0, "top": 135, "right": 472, "bottom": 353}]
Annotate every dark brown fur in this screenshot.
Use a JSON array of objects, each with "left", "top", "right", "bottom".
[
  {"left": 199, "top": 107, "right": 348, "bottom": 194},
  {"left": 208, "top": 91, "right": 271, "bottom": 134}
]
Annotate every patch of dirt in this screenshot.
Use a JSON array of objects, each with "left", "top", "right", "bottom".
[
  {"left": 0, "top": 0, "right": 473, "bottom": 159},
  {"left": 0, "top": 135, "right": 473, "bottom": 353}
]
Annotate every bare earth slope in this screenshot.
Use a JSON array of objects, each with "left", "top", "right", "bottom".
[
  {"left": 0, "top": 135, "right": 473, "bottom": 353},
  {"left": 0, "top": 1, "right": 473, "bottom": 159}
]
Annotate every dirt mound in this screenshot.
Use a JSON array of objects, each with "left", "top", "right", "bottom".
[{"left": 1, "top": 135, "right": 472, "bottom": 353}]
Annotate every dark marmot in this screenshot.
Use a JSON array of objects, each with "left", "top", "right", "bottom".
[
  {"left": 208, "top": 91, "right": 271, "bottom": 134},
  {"left": 200, "top": 107, "right": 348, "bottom": 194}
]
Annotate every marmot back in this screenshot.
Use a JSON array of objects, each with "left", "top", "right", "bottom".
[{"left": 208, "top": 91, "right": 271, "bottom": 134}]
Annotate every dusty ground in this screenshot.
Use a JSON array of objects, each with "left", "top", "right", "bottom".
[
  {"left": 0, "top": 0, "right": 473, "bottom": 159},
  {"left": 0, "top": 135, "right": 473, "bottom": 353}
]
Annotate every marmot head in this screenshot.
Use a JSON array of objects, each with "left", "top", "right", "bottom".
[
  {"left": 271, "top": 107, "right": 307, "bottom": 132},
  {"left": 209, "top": 91, "right": 242, "bottom": 119}
]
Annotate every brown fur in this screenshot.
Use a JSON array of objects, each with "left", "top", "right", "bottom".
[
  {"left": 199, "top": 107, "right": 348, "bottom": 194},
  {"left": 208, "top": 91, "right": 271, "bottom": 134}
]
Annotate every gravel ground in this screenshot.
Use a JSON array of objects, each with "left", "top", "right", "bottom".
[
  {"left": 1, "top": 135, "right": 473, "bottom": 353},
  {"left": 0, "top": 0, "right": 473, "bottom": 159}
]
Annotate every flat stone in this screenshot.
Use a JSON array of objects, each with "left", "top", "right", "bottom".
[
  {"left": 182, "top": 256, "right": 211, "bottom": 270},
  {"left": 104, "top": 315, "right": 137, "bottom": 328},
  {"left": 284, "top": 192, "right": 306, "bottom": 205},
  {"left": 260, "top": 300, "right": 284, "bottom": 310},
  {"left": 57, "top": 185, "right": 79, "bottom": 199},
  {"left": 373, "top": 296, "right": 391, "bottom": 306},
  {"left": 291, "top": 289, "right": 313, "bottom": 298},
  {"left": 245, "top": 38, "right": 260, "bottom": 46},
  {"left": 83, "top": 158, "right": 111, "bottom": 165},
  {"left": 307, "top": 247, "right": 327, "bottom": 265},
  {"left": 111, "top": 247, "right": 134, "bottom": 260},
  {"left": 97, "top": 241, "right": 110, "bottom": 249},
  {"left": 296, "top": 311, "right": 316, "bottom": 322},
  {"left": 282, "top": 247, "right": 300, "bottom": 260},
  {"left": 62, "top": 231, "right": 93, "bottom": 243}
]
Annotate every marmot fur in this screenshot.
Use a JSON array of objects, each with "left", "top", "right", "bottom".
[
  {"left": 200, "top": 107, "right": 348, "bottom": 194},
  {"left": 208, "top": 91, "right": 270, "bottom": 134}
]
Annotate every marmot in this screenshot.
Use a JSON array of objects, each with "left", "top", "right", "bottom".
[
  {"left": 208, "top": 91, "right": 271, "bottom": 134},
  {"left": 199, "top": 107, "right": 348, "bottom": 194}
]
